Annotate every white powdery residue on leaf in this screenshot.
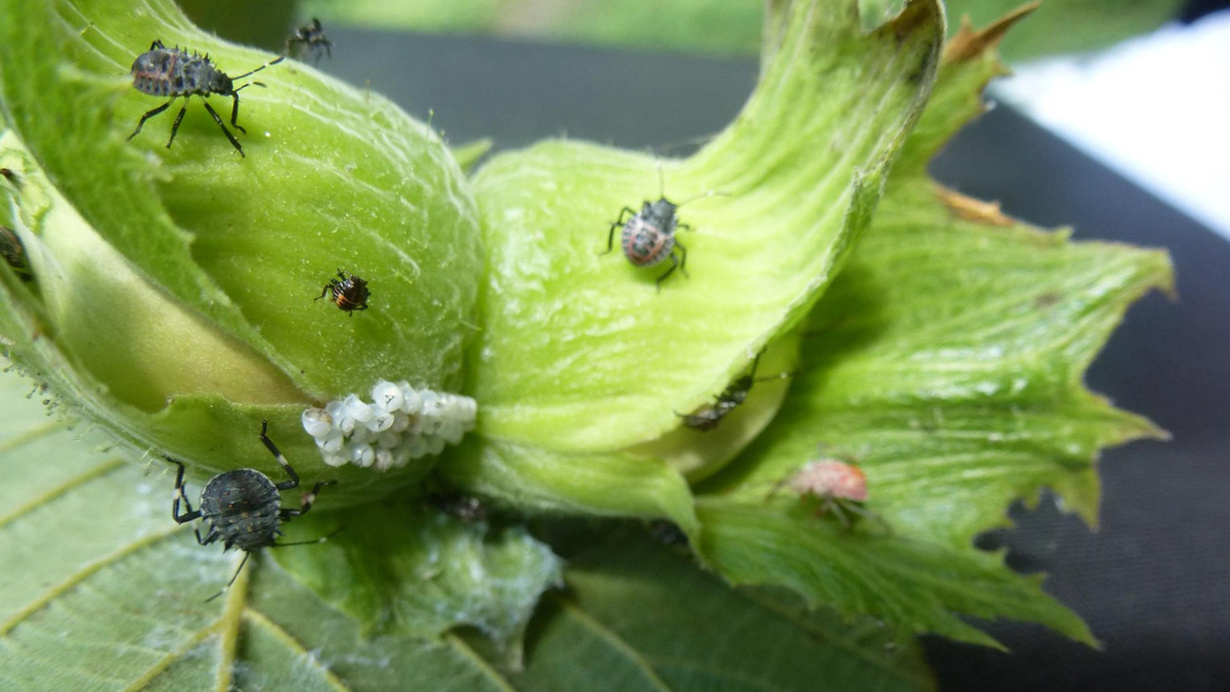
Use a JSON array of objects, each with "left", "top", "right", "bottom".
[{"left": 300, "top": 380, "right": 478, "bottom": 472}]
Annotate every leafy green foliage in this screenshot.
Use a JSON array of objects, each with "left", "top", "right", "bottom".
[
  {"left": 0, "top": 0, "right": 1179, "bottom": 687},
  {"left": 444, "top": 438, "right": 700, "bottom": 535},
  {"left": 0, "top": 132, "right": 432, "bottom": 508},
  {"left": 0, "top": 366, "right": 932, "bottom": 690},
  {"left": 0, "top": 0, "right": 482, "bottom": 403},
  {"left": 689, "top": 6, "right": 1172, "bottom": 646},
  {"left": 272, "top": 504, "right": 563, "bottom": 647},
  {"left": 944, "top": 0, "right": 1183, "bottom": 59},
  {"left": 0, "top": 366, "right": 548, "bottom": 688},
  {"left": 505, "top": 531, "right": 935, "bottom": 691},
  {"left": 450, "top": 0, "right": 944, "bottom": 522},
  {"left": 303, "top": 0, "right": 1182, "bottom": 59}
]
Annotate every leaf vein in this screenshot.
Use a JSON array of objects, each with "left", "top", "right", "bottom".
[
  {"left": 554, "top": 594, "right": 675, "bottom": 692},
  {"left": 0, "top": 457, "right": 125, "bottom": 530},
  {"left": 443, "top": 632, "right": 519, "bottom": 692},
  {"left": 243, "top": 607, "right": 352, "bottom": 692},
  {"left": 120, "top": 622, "right": 218, "bottom": 692},
  {"left": 0, "top": 523, "right": 181, "bottom": 636}
]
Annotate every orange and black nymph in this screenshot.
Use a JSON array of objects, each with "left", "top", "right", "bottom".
[{"left": 316, "top": 270, "right": 371, "bottom": 315}]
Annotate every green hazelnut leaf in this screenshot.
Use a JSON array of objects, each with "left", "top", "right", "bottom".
[
  {"left": 690, "top": 10, "right": 1172, "bottom": 645},
  {"left": 491, "top": 529, "right": 934, "bottom": 692},
  {"left": 270, "top": 503, "right": 564, "bottom": 650},
  {"left": 0, "top": 365, "right": 554, "bottom": 688},
  {"left": 0, "top": 0, "right": 482, "bottom": 405},
  {"left": 0, "top": 365, "right": 932, "bottom": 690},
  {"left": 441, "top": 437, "right": 701, "bottom": 536},
  {"left": 942, "top": 0, "right": 1182, "bottom": 60},
  {"left": 694, "top": 500, "right": 1094, "bottom": 648},
  {"left": 453, "top": 0, "right": 945, "bottom": 516},
  {"left": 0, "top": 132, "right": 413, "bottom": 507}
]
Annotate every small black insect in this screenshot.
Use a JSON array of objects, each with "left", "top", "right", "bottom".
[
  {"left": 128, "top": 40, "right": 284, "bottom": 157},
  {"left": 286, "top": 18, "right": 333, "bottom": 64},
  {"left": 680, "top": 353, "right": 790, "bottom": 431},
  {"left": 427, "top": 492, "right": 488, "bottom": 523},
  {"left": 316, "top": 269, "right": 370, "bottom": 315},
  {"left": 166, "top": 420, "right": 336, "bottom": 600},
  {"left": 647, "top": 519, "right": 689, "bottom": 547},
  {"left": 0, "top": 226, "right": 32, "bottom": 282}
]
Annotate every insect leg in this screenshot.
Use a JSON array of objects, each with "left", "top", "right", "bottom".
[
  {"left": 825, "top": 497, "right": 852, "bottom": 530},
  {"left": 844, "top": 502, "right": 893, "bottom": 534},
  {"left": 765, "top": 476, "right": 792, "bottom": 501},
  {"left": 259, "top": 420, "right": 300, "bottom": 490},
  {"left": 200, "top": 99, "right": 245, "bottom": 157},
  {"left": 227, "top": 91, "right": 247, "bottom": 134},
  {"left": 602, "top": 207, "right": 636, "bottom": 255},
  {"left": 204, "top": 551, "right": 251, "bottom": 603},
  {"left": 676, "top": 239, "right": 689, "bottom": 277},
  {"left": 165, "top": 98, "right": 190, "bottom": 149},
  {"left": 166, "top": 458, "right": 202, "bottom": 524},
  {"left": 656, "top": 244, "right": 684, "bottom": 291},
  {"left": 195, "top": 525, "right": 219, "bottom": 545},
  {"left": 128, "top": 99, "right": 173, "bottom": 141},
  {"left": 315, "top": 283, "right": 333, "bottom": 302},
  {"left": 279, "top": 480, "right": 337, "bottom": 520}
]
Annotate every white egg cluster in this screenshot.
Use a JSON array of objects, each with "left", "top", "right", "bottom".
[{"left": 301, "top": 380, "right": 478, "bottom": 472}]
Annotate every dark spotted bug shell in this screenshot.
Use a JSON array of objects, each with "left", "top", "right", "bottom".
[
  {"left": 200, "top": 468, "right": 282, "bottom": 552},
  {"left": 130, "top": 42, "right": 233, "bottom": 98}
]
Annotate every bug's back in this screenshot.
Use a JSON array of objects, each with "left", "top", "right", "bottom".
[
  {"left": 200, "top": 468, "right": 282, "bottom": 551},
  {"left": 131, "top": 45, "right": 226, "bottom": 98},
  {"left": 621, "top": 200, "right": 679, "bottom": 267}
]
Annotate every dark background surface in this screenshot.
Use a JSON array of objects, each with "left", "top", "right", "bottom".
[{"left": 315, "top": 28, "right": 1229, "bottom": 691}]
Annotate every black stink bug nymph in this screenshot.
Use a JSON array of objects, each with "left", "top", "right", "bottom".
[
  {"left": 128, "top": 40, "right": 285, "bottom": 157},
  {"left": 680, "top": 352, "right": 790, "bottom": 431},
  {"left": 286, "top": 18, "right": 333, "bottom": 64},
  {"left": 316, "top": 269, "right": 371, "bottom": 315},
  {"left": 165, "top": 420, "right": 336, "bottom": 600}
]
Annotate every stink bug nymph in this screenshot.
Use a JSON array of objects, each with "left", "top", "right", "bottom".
[
  {"left": 604, "top": 196, "right": 691, "bottom": 291},
  {"left": 165, "top": 420, "right": 336, "bottom": 600},
  {"left": 770, "top": 455, "right": 888, "bottom": 531},
  {"left": 128, "top": 40, "right": 284, "bottom": 157},
  {"left": 286, "top": 18, "right": 333, "bottom": 63},
  {"left": 316, "top": 269, "right": 370, "bottom": 315},
  {"left": 681, "top": 352, "right": 791, "bottom": 431},
  {"left": 0, "top": 226, "right": 33, "bottom": 282},
  {"left": 601, "top": 169, "right": 724, "bottom": 291}
]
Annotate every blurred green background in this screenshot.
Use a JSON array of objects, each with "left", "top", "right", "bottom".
[{"left": 182, "top": 0, "right": 1185, "bottom": 61}]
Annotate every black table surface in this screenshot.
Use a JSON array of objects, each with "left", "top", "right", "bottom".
[{"left": 318, "top": 28, "right": 1230, "bottom": 691}]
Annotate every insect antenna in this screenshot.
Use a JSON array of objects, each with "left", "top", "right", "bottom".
[
  {"left": 674, "top": 188, "right": 731, "bottom": 208},
  {"left": 204, "top": 551, "right": 251, "bottom": 603},
  {"left": 654, "top": 160, "right": 730, "bottom": 207},
  {"left": 753, "top": 370, "right": 794, "bottom": 384},
  {"left": 232, "top": 81, "right": 267, "bottom": 94},
  {"left": 231, "top": 55, "right": 286, "bottom": 82},
  {"left": 272, "top": 525, "right": 344, "bottom": 547}
]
